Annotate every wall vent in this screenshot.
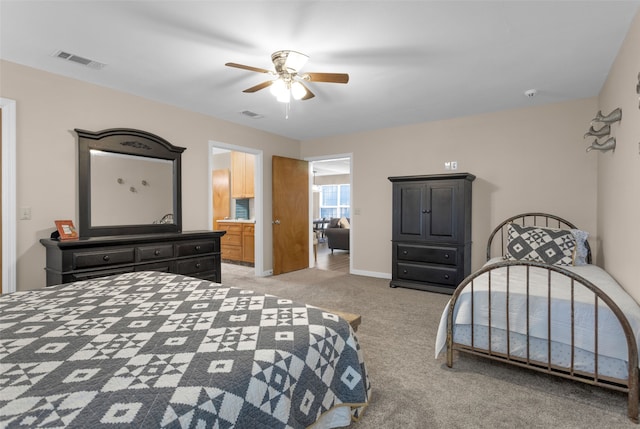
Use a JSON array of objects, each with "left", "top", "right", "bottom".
[
  {"left": 51, "top": 50, "right": 106, "bottom": 70},
  {"left": 240, "top": 110, "right": 263, "bottom": 119}
]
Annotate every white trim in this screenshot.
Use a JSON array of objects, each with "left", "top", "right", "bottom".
[
  {"left": 208, "top": 141, "right": 264, "bottom": 277},
  {"left": 350, "top": 269, "right": 391, "bottom": 279},
  {"left": 1, "top": 98, "right": 17, "bottom": 294}
]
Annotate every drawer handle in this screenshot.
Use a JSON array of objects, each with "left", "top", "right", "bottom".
[
  {"left": 195, "top": 245, "right": 201, "bottom": 251},
  {"left": 103, "top": 255, "right": 110, "bottom": 262},
  {"left": 403, "top": 269, "right": 408, "bottom": 274},
  {"left": 402, "top": 250, "right": 408, "bottom": 255},
  {"left": 444, "top": 274, "right": 450, "bottom": 280},
  {"left": 195, "top": 263, "right": 201, "bottom": 269},
  {"left": 154, "top": 250, "right": 161, "bottom": 256},
  {"left": 444, "top": 254, "right": 450, "bottom": 259}
]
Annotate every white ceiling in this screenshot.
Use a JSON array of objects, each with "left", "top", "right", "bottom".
[{"left": 1, "top": 1, "right": 638, "bottom": 142}]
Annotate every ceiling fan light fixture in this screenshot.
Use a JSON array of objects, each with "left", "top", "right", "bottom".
[
  {"left": 291, "top": 81, "right": 306, "bottom": 100},
  {"left": 282, "top": 50, "right": 308, "bottom": 72}
]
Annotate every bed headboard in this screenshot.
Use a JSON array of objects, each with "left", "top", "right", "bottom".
[{"left": 486, "top": 212, "right": 592, "bottom": 264}]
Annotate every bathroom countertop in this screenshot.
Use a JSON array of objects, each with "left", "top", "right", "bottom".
[{"left": 217, "top": 219, "right": 256, "bottom": 223}]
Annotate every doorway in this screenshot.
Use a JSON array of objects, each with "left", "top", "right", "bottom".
[
  {"left": 308, "top": 155, "right": 352, "bottom": 274},
  {"left": 208, "top": 142, "right": 263, "bottom": 277}
]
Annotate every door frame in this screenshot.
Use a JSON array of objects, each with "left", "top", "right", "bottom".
[
  {"left": 305, "top": 153, "right": 353, "bottom": 272},
  {"left": 208, "top": 141, "right": 264, "bottom": 277},
  {"left": 1, "top": 98, "right": 16, "bottom": 294}
]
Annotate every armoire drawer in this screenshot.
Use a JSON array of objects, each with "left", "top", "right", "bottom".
[
  {"left": 175, "top": 256, "right": 217, "bottom": 275},
  {"left": 73, "top": 248, "right": 135, "bottom": 269},
  {"left": 176, "top": 240, "right": 216, "bottom": 257},
  {"left": 396, "top": 262, "right": 459, "bottom": 286},
  {"left": 396, "top": 244, "right": 457, "bottom": 266},
  {"left": 137, "top": 244, "right": 174, "bottom": 261}
]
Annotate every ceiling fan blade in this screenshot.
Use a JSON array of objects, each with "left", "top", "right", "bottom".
[
  {"left": 225, "top": 62, "right": 272, "bottom": 74},
  {"left": 243, "top": 80, "right": 273, "bottom": 93},
  {"left": 304, "top": 72, "right": 349, "bottom": 84},
  {"left": 300, "top": 82, "right": 315, "bottom": 100}
]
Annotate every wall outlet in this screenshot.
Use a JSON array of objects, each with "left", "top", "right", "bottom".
[
  {"left": 451, "top": 161, "right": 458, "bottom": 170},
  {"left": 444, "top": 162, "right": 451, "bottom": 170}
]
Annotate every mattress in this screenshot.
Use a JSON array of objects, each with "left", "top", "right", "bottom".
[{"left": 0, "top": 271, "right": 370, "bottom": 428}]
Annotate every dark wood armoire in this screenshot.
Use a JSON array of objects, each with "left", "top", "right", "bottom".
[{"left": 388, "top": 173, "right": 475, "bottom": 294}]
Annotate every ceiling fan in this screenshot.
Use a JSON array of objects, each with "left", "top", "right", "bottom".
[{"left": 225, "top": 50, "right": 349, "bottom": 103}]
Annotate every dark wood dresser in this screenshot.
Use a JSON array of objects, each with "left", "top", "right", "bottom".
[
  {"left": 40, "top": 231, "right": 225, "bottom": 286},
  {"left": 388, "top": 173, "right": 475, "bottom": 294}
]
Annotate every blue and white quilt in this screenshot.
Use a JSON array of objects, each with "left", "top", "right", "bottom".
[{"left": 0, "top": 271, "right": 370, "bottom": 428}]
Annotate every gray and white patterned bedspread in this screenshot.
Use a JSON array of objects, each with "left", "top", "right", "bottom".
[{"left": 0, "top": 271, "right": 370, "bottom": 428}]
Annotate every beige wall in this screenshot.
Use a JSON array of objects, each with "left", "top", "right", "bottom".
[
  {"left": 3, "top": 9, "right": 637, "bottom": 293},
  {"left": 302, "top": 98, "right": 599, "bottom": 278},
  {"left": 1, "top": 60, "right": 299, "bottom": 290},
  {"left": 597, "top": 11, "right": 640, "bottom": 301}
]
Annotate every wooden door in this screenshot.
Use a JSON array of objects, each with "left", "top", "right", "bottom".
[
  {"left": 272, "top": 156, "right": 309, "bottom": 275},
  {"left": 212, "top": 169, "right": 230, "bottom": 228}
]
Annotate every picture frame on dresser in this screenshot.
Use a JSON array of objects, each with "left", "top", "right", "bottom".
[{"left": 54, "top": 219, "right": 78, "bottom": 240}]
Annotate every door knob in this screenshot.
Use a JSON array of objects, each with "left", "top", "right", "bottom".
[{"left": 273, "top": 219, "right": 281, "bottom": 225}]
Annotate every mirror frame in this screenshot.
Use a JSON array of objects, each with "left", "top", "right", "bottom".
[{"left": 76, "top": 128, "right": 185, "bottom": 238}]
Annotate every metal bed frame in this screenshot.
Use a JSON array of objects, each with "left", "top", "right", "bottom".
[{"left": 445, "top": 213, "right": 639, "bottom": 423}]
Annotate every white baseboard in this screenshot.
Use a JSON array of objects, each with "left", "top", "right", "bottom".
[{"left": 349, "top": 269, "right": 391, "bottom": 279}]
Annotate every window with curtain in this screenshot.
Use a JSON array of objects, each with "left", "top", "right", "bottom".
[{"left": 319, "top": 184, "right": 350, "bottom": 218}]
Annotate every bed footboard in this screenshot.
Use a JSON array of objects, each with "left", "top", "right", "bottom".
[{"left": 445, "top": 260, "right": 639, "bottom": 423}]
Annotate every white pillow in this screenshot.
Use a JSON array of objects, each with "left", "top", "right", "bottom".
[{"left": 338, "top": 217, "right": 350, "bottom": 229}]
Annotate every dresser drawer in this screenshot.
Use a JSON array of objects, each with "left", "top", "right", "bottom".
[
  {"left": 73, "top": 248, "right": 135, "bottom": 269},
  {"left": 396, "top": 244, "right": 457, "bottom": 266},
  {"left": 396, "top": 262, "right": 459, "bottom": 286},
  {"left": 137, "top": 244, "right": 174, "bottom": 261},
  {"left": 176, "top": 256, "right": 217, "bottom": 275},
  {"left": 243, "top": 224, "right": 255, "bottom": 234},
  {"left": 176, "top": 240, "right": 216, "bottom": 256}
]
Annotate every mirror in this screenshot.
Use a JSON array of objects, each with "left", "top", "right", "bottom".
[{"left": 76, "top": 128, "right": 185, "bottom": 238}]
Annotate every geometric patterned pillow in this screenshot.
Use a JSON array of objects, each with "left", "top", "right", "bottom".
[{"left": 505, "top": 223, "right": 577, "bottom": 266}]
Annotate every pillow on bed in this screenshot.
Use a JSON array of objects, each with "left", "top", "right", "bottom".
[
  {"left": 505, "top": 223, "right": 577, "bottom": 266},
  {"left": 570, "top": 228, "right": 590, "bottom": 266}
]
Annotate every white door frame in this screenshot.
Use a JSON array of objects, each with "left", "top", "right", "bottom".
[{"left": 1, "top": 98, "right": 17, "bottom": 293}]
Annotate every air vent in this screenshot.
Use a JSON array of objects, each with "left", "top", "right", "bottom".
[
  {"left": 240, "top": 110, "right": 263, "bottom": 119},
  {"left": 51, "top": 50, "right": 106, "bottom": 70}
]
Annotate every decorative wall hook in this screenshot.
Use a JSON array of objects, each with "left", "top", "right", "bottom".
[
  {"left": 141, "top": 180, "right": 149, "bottom": 186},
  {"left": 117, "top": 178, "right": 124, "bottom": 184},
  {"left": 591, "top": 108, "right": 622, "bottom": 125},
  {"left": 130, "top": 186, "right": 137, "bottom": 193},
  {"left": 586, "top": 136, "right": 616, "bottom": 153},
  {"left": 583, "top": 124, "right": 610, "bottom": 139}
]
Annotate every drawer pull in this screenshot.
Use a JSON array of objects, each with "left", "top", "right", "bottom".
[
  {"left": 444, "top": 254, "right": 450, "bottom": 259},
  {"left": 195, "top": 245, "right": 201, "bottom": 251},
  {"left": 103, "top": 255, "right": 110, "bottom": 262},
  {"left": 154, "top": 250, "right": 161, "bottom": 256},
  {"left": 195, "top": 263, "right": 201, "bottom": 269},
  {"left": 402, "top": 250, "right": 408, "bottom": 255},
  {"left": 403, "top": 269, "right": 408, "bottom": 274},
  {"left": 444, "top": 274, "right": 450, "bottom": 280}
]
